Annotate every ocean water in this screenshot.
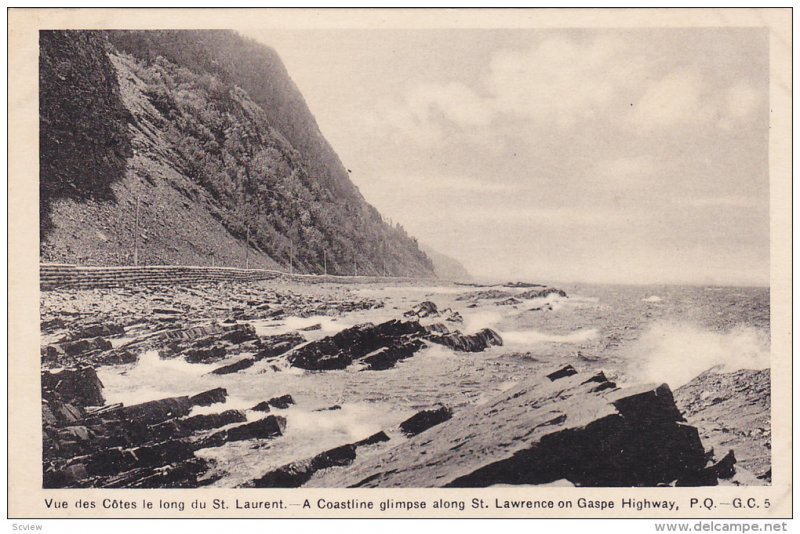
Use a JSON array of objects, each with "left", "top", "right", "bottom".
[{"left": 95, "top": 282, "right": 770, "bottom": 487}]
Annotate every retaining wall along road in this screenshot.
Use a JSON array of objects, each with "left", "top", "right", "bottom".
[{"left": 40, "top": 264, "right": 420, "bottom": 290}]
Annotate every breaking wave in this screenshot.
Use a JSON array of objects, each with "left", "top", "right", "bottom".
[
  {"left": 625, "top": 322, "right": 770, "bottom": 388},
  {"left": 501, "top": 328, "right": 598, "bottom": 346}
]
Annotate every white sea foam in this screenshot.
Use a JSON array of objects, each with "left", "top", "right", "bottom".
[
  {"left": 252, "top": 315, "right": 352, "bottom": 337},
  {"left": 462, "top": 309, "right": 505, "bottom": 332},
  {"left": 642, "top": 295, "right": 663, "bottom": 303},
  {"left": 96, "top": 349, "right": 223, "bottom": 406},
  {"left": 501, "top": 328, "right": 598, "bottom": 345},
  {"left": 625, "top": 322, "right": 770, "bottom": 388}
]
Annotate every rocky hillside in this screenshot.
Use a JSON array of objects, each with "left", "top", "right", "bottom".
[
  {"left": 40, "top": 30, "right": 435, "bottom": 277},
  {"left": 419, "top": 243, "right": 471, "bottom": 281}
]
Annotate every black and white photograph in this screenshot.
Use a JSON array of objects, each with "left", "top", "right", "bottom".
[{"left": 8, "top": 6, "right": 792, "bottom": 521}]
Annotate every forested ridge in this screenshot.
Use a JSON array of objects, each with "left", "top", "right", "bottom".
[{"left": 40, "top": 30, "right": 436, "bottom": 277}]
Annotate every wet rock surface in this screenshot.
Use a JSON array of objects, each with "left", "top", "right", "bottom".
[
  {"left": 307, "top": 367, "right": 712, "bottom": 488},
  {"left": 41, "top": 365, "right": 291, "bottom": 488},
  {"left": 457, "top": 286, "right": 567, "bottom": 302},
  {"left": 40, "top": 280, "right": 764, "bottom": 489},
  {"left": 674, "top": 368, "right": 771, "bottom": 482},
  {"left": 40, "top": 280, "right": 384, "bottom": 369},
  {"left": 399, "top": 406, "right": 453, "bottom": 437},
  {"left": 246, "top": 431, "right": 391, "bottom": 488}
]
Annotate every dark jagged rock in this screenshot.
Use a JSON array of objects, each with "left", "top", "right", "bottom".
[
  {"left": 443, "top": 309, "right": 463, "bottom": 323},
  {"left": 299, "top": 323, "right": 322, "bottom": 331},
  {"left": 250, "top": 401, "right": 271, "bottom": 413},
  {"left": 504, "top": 282, "right": 547, "bottom": 288},
  {"left": 47, "top": 400, "right": 85, "bottom": 425},
  {"left": 518, "top": 287, "right": 567, "bottom": 299},
  {"left": 267, "top": 394, "right": 295, "bottom": 409},
  {"left": 180, "top": 410, "right": 247, "bottom": 431},
  {"left": 353, "top": 431, "right": 390, "bottom": 447},
  {"left": 547, "top": 365, "right": 578, "bottom": 381},
  {"left": 43, "top": 337, "right": 114, "bottom": 361},
  {"left": 362, "top": 339, "right": 426, "bottom": 371},
  {"left": 153, "top": 308, "right": 182, "bottom": 315},
  {"left": 114, "top": 396, "right": 193, "bottom": 425},
  {"left": 249, "top": 431, "right": 390, "bottom": 488},
  {"left": 251, "top": 444, "right": 357, "bottom": 488},
  {"left": 425, "top": 323, "right": 450, "bottom": 334},
  {"left": 101, "top": 458, "right": 209, "bottom": 489},
  {"left": 315, "top": 405, "right": 342, "bottom": 412},
  {"left": 404, "top": 301, "right": 439, "bottom": 318},
  {"left": 94, "top": 348, "right": 139, "bottom": 366},
  {"left": 287, "top": 319, "right": 427, "bottom": 371},
  {"left": 210, "top": 356, "right": 256, "bottom": 375},
  {"left": 202, "top": 415, "right": 286, "bottom": 447},
  {"left": 42, "top": 367, "right": 105, "bottom": 407},
  {"left": 189, "top": 387, "right": 227, "bottom": 406},
  {"left": 41, "top": 317, "right": 66, "bottom": 332},
  {"left": 250, "top": 395, "right": 295, "bottom": 412},
  {"left": 252, "top": 333, "right": 305, "bottom": 360},
  {"left": 308, "top": 369, "right": 707, "bottom": 488},
  {"left": 456, "top": 289, "right": 511, "bottom": 301},
  {"left": 457, "top": 287, "right": 566, "bottom": 302},
  {"left": 64, "top": 323, "right": 125, "bottom": 341},
  {"left": 399, "top": 406, "right": 453, "bottom": 437},
  {"left": 221, "top": 323, "right": 257, "bottom": 344},
  {"left": 495, "top": 297, "right": 522, "bottom": 306},
  {"left": 184, "top": 345, "right": 227, "bottom": 364},
  {"left": 674, "top": 368, "right": 770, "bottom": 481},
  {"left": 677, "top": 450, "right": 738, "bottom": 487},
  {"left": 42, "top": 376, "right": 278, "bottom": 489},
  {"left": 427, "top": 328, "right": 503, "bottom": 353}
]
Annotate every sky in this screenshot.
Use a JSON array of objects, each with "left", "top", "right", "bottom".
[{"left": 243, "top": 28, "right": 770, "bottom": 286}]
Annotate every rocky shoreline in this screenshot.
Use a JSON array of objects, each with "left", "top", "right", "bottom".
[{"left": 40, "top": 279, "right": 770, "bottom": 488}]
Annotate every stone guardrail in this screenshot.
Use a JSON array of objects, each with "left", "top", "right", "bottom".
[{"left": 40, "top": 263, "right": 423, "bottom": 291}]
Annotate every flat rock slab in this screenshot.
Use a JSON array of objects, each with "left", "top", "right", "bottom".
[
  {"left": 675, "top": 368, "right": 771, "bottom": 481},
  {"left": 308, "top": 368, "right": 706, "bottom": 488}
]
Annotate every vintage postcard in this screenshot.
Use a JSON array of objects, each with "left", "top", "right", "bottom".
[{"left": 7, "top": 7, "right": 792, "bottom": 521}]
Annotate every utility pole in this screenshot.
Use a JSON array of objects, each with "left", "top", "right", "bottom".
[
  {"left": 323, "top": 249, "right": 327, "bottom": 276},
  {"left": 245, "top": 226, "right": 250, "bottom": 269},
  {"left": 290, "top": 239, "right": 294, "bottom": 275},
  {"left": 354, "top": 254, "right": 358, "bottom": 277},
  {"left": 133, "top": 195, "right": 140, "bottom": 266},
  {"left": 383, "top": 240, "right": 387, "bottom": 277}
]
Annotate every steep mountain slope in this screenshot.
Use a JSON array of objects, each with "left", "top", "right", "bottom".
[
  {"left": 39, "top": 30, "right": 435, "bottom": 277},
  {"left": 419, "top": 243, "right": 471, "bottom": 281}
]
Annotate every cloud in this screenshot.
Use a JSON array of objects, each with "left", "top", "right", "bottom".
[
  {"left": 631, "top": 68, "right": 716, "bottom": 129},
  {"left": 368, "top": 36, "right": 764, "bottom": 147},
  {"left": 406, "top": 82, "right": 494, "bottom": 127},
  {"left": 592, "top": 155, "right": 655, "bottom": 189},
  {"left": 412, "top": 206, "right": 632, "bottom": 228},
  {"left": 726, "top": 82, "right": 761, "bottom": 120},
  {"left": 486, "top": 36, "right": 644, "bottom": 128},
  {"left": 631, "top": 68, "right": 762, "bottom": 131}
]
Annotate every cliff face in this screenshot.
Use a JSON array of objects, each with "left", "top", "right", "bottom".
[
  {"left": 419, "top": 244, "right": 471, "bottom": 281},
  {"left": 39, "top": 30, "right": 435, "bottom": 277},
  {"left": 39, "top": 31, "right": 133, "bottom": 235}
]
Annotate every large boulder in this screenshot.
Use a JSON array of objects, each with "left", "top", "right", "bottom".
[
  {"left": 399, "top": 406, "right": 453, "bottom": 437},
  {"left": 427, "top": 328, "right": 503, "bottom": 352},
  {"left": 307, "top": 367, "right": 707, "bottom": 488},
  {"left": 287, "top": 320, "right": 427, "bottom": 371},
  {"left": 674, "top": 368, "right": 771, "bottom": 482},
  {"left": 362, "top": 339, "right": 426, "bottom": 371},
  {"left": 41, "top": 367, "right": 105, "bottom": 407}
]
